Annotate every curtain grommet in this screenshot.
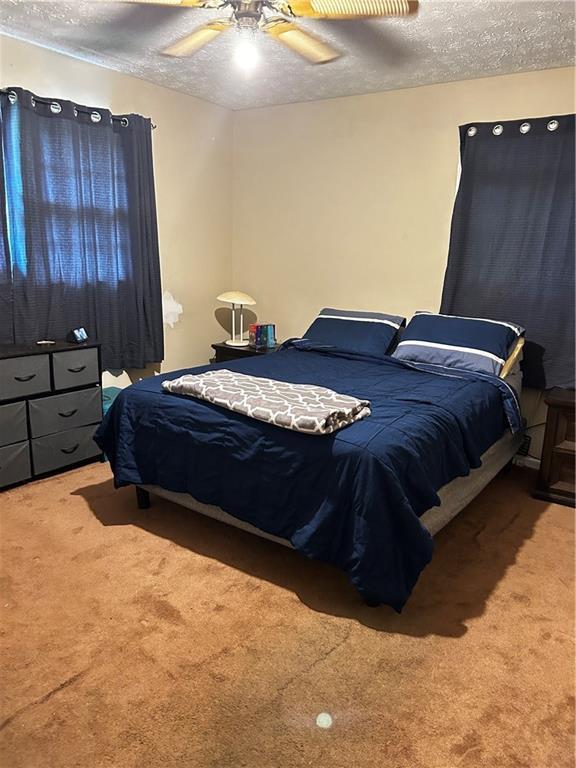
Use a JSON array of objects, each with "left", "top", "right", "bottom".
[
  {"left": 7, "top": 90, "right": 18, "bottom": 104},
  {"left": 467, "top": 126, "right": 477, "bottom": 137},
  {"left": 90, "top": 111, "right": 101, "bottom": 123},
  {"left": 121, "top": 117, "right": 129, "bottom": 127},
  {"left": 547, "top": 119, "right": 559, "bottom": 132},
  {"left": 30, "top": 96, "right": 36, "bottom": 108},
  {"left": 519, "top": 122, "right": 531, "bottom": 134},
  {"left": 50, "top": 102, "right": 62, "bottom": 115},
  {"left": 492, "top": 124, "right": 503, "bottom": 136},
  {"left": 73, "top": 107, "right": 78, "bottom": 117}
]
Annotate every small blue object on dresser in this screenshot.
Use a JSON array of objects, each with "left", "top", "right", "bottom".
[
  {"left": 393, "top": 311, "right": 524, "bottom": 376},
  {"left": 303, "top": 308, "right": 405, "bottom": 358}
]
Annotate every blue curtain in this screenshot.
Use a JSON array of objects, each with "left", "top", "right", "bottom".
[
  {"left": 0, "top": 87, "right": 163, "bottom": 370},
  {"left": 0, "top": 121, "right": 12, "bottom": 344},
  {"left": 441, "top": 114, "right": 575, "bottom": 390}
]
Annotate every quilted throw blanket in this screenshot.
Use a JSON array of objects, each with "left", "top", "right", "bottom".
[{"left": 162, "top": 370, "right": 371, "bottom": 435}]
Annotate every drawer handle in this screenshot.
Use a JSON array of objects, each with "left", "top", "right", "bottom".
[
  {"left": 67, "top": 365, "right": 86, "bottom": 374},
  {"left": 58, "top": 408, "right": 78, "bottom": 418},
  {"left": 60, "top": 443, "right": 80, "bottom": 455},
  {"left": 14, "top": 374, "right": 36, "bottom": 382}
]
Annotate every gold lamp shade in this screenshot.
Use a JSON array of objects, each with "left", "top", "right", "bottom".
[
  {"left": 217, "top": 291, "right": 256, "bottom": 346},
  {"left": 217, "top": 291, "right": 256, "bottom": 306}
]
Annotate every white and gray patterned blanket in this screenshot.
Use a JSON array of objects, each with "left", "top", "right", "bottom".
[{"left": 162, "top": 370, "right": 371, "bottom": 435}]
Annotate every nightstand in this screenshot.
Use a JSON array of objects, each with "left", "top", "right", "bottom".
[
  {"left": 534, "top": 388, "right": 575, "bottom": 507},
  {"left": 211, "top": 342, "right": 281, "bottom": 364}
]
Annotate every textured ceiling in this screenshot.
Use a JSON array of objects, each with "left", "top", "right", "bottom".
[{"left": 0, "top": 0, "right": 574, "bottom": 110}]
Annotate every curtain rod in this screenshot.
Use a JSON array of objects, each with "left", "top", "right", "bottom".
[{"left": 0, "top": 88, "right": 157, "bottom": 129}]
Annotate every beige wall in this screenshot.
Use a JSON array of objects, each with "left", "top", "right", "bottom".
[{"left": 0, "top": 35, "right": 233, "bottom": 386}]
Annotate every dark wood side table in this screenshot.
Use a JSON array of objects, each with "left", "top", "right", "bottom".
[
  {"left": 211, "top": 341, "right": 281, "bottom": 364},
  {"left": 534, "top": 388, "right": 575, "bottom": 507}
]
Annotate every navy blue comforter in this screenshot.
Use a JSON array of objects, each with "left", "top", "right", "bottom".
[{"left": 95, "top": 345, "right": 520, "bottom": 610}]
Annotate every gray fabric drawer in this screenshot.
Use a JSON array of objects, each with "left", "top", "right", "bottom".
[
  {"left": 0, "top": 441, "right": 31, "bottom": 489},
  {"left": 29, "top": 388, "right": 102, "bottom": 438},
  {"left": 0, "top": 355, "right": 50, "bottom": 402},
  {"left": 0, "top": 402, "right": 28, "bottom": 447},
  {"left": 53, "top": 348, "right": 99, "bottom": 391},
  {"left": 31, "top": 424, "right": 101, "bottom": 476}
]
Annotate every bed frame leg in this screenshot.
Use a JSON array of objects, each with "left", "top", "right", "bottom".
[{"left": 135, "top": 486, "right": 151, "bottom": 510}]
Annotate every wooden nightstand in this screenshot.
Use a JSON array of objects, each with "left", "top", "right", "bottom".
[
  {"left": 534, "top": 388, "right": 575, "bottom": 507},
  {"left": 211, "top": 341, "right": 281, "bottom": 364}
]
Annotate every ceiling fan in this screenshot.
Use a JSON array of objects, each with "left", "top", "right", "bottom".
[{"left": 106, "top": 0, "right": 418, "bottom": 66}]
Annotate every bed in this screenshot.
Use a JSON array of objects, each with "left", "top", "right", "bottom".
[{"left": 95, "top": 338, "right": 522, "bottom": 612}]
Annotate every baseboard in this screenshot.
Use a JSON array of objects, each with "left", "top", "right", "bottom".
[{"left": 513, "top": 455, "right": 541, "bottom": 471}]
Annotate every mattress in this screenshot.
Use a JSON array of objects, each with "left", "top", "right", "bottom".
[{"left": 142, "top": 430, "right": 522, "bottom": 547}]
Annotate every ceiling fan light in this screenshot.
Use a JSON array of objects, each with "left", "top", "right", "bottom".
[{"left": 234, "top": 38, "right": 260, "bottom": 70}]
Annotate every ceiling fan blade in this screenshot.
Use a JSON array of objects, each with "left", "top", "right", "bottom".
[
  {"left": 263, "top": 18, "right": 340, "bottom": 64},
  {"left": 287, "top": 0, "right": 417, "bottom": 19},
  {"left": 162, "top": 20, "right": 231, "bottom": 56}
]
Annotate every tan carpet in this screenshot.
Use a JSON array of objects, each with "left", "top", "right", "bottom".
[{"left": 0, "top": 464, "right": 573, "bottom": 768}]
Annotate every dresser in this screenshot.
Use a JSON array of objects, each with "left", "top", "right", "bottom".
[
  {"left": 0, "top": 341, "right": 103, "bottom": 490},
  {"left": 534, "top": 388, "right": 575, "bottom": 507}
]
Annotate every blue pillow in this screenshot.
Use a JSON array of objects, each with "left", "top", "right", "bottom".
[
  {"left": 392, "top": 311, "right": 524, "bottom": 375},
  {"left": 304, "top": 308, "right": 405, "bottom": 358}
]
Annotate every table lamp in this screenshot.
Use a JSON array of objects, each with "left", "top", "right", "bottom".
[{"left": 217, "top": 291, "right": 256, "bottom": 347}]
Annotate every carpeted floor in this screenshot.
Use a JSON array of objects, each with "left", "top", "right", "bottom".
[{"left": 0, "top": 464, "right": 573, "bottom": 768}]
